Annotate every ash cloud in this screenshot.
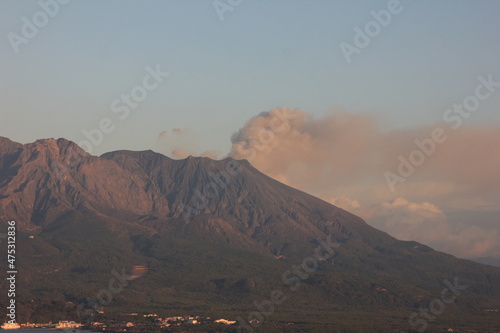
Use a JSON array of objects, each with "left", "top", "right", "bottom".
[{"left": 229, "top": 107, "right": 500, "bottom": 259}]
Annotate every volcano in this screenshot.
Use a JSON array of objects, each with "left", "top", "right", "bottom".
[{"left": 0, "top": 136, "right": 499, "bottom": 331}]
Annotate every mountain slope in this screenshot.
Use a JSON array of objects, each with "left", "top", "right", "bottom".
[{"left": 1, "top": 137, "right": 500, "bottom": 331}]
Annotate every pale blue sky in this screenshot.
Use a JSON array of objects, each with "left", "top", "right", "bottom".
[{"left": 1, "top": 0, "right": 500, "bottom": 155}]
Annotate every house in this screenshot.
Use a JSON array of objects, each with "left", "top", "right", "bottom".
[
  {"left": 55, "top": 321, "right": 82, "bottom": 329},
  {"left": 215, "top": 319, "right": 237, "bottom": 325}
]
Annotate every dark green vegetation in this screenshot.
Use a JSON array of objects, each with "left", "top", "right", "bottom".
[
  {"left": 5, "top": 225, "right": 500, "bottom": 332},
  {"left": 1, "top": 137, "right": 500, "bottom": 331}
]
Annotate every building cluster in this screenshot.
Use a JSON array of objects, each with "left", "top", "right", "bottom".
[
  {"left": 148, "top": 314, "right": 236, "bottom": 328},
  {"left": 14, "top": 315, "right": 237, "bottom": 331},
  {"left": 18, "top": 321, "right": 82, "bottom": 329},
  {"left": 85, "top": 313, "right": 237, "bottom": 330}
]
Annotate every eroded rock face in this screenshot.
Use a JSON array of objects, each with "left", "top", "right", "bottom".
[
  {"left": 0, "top": 138, "right": 170, "bottom": 231},
  {"left": 0, "top": 136, "right": 363, "bottom": 251}
]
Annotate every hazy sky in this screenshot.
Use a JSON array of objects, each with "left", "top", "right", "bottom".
[{"left": 1, "top": 0, "right": 500, "bottom": 260}]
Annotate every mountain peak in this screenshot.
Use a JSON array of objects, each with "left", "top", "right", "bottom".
[
  {"left": 26, "top": 137, "right": 90, "bottom": 162},
  {"left": 0, "top": 136, "right": 19, "bottom": 143}
]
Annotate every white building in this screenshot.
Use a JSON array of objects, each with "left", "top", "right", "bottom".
[
  {"left": 55, "top": 321, "right": 82, "bottom": 329},
  {"left": 215, "top": 319, "right": 237, "bottom": 325}
]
